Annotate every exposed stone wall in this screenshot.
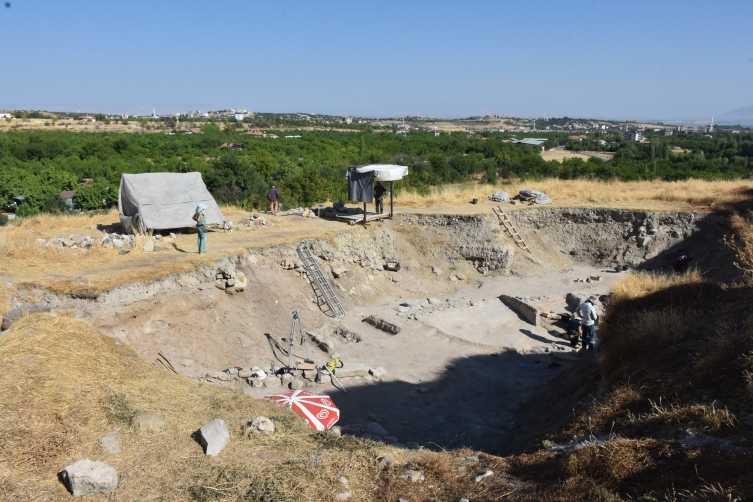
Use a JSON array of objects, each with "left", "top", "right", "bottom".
[
  {"left": 506, "top": 208, "right": 734, "bottom": 277},
  {"left": 395, "top": 214, "right": 516, "bottom": 273}
]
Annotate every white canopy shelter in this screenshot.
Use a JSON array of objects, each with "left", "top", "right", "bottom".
[
  {"left": 118, "top": 172, "right": 225, "bottom": 233},
  {"left": 352, "top": 164, "right": 409, "bottom": 182},
  {"left": 349, "top": 164, "right": 409, "bottom": 220}
]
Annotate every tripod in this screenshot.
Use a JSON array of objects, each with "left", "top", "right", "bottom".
[{"left": 286, "top": 311, "right": 311, "bottom": 370}]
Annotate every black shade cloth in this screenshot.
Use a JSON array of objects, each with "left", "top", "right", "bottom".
[{"left": 347, "top": 167, "right": 374, "bottom": 203}]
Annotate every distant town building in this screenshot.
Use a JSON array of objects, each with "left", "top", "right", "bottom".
[
  {"left": 244, "top": 130, "right": 265, "bottom": 137},
  {"left": 623, "top": 131, "right": 642, "bottom": 142},
  {"left": 235, "top": 114, "right": 244, "bottom": 121},
  {"left": 78, "top": 116, "right": 96, "bottom": 122},
  {"left": 0, "top": 111, "right": 12, "bottom": 119},
  {"left": 343, "top": 116, "right": 353, "bottom": 124},
  {"left": 434, "top": 129, "right": 447, "bottom": 136},
  {"left": 220, "top": 142, "right": 243, "bottom": 150},
  {"left": 664, "top": 129, "right": 673, "bottom": 136}
]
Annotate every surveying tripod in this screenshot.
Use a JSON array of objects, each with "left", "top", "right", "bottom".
[{"left": 286, "top": 311, "right": 313, "bottom": 371}]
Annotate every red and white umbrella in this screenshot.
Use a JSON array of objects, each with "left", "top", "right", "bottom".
[{"left": 263, "top": 390, "right": 340, "bottom": 431}]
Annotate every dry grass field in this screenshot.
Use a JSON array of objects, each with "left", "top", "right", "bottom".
[
  {"left": 540, "top": 150, "right": 592, "bottom": 162},
  {"left": 394, "top": 178, "right": 753, "bottom": 212},
  {"left": 0, "top": 206, "right": 348, "bottom": 299}
]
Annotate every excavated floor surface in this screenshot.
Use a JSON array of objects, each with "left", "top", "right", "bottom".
[{"left": 2, "top": 207, "right": 737, "bottom": 453}]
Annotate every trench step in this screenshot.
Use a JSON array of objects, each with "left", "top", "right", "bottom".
[
  {"left": 296, "top": 246, "right": 347, "bottom": 319},
  {"left": 493, "top": 206, "right": 531, "bottom": 253}
]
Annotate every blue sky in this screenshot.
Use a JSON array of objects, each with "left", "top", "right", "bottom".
[{"left": 1, "top": 0, "right": 751, "bottom": 120}]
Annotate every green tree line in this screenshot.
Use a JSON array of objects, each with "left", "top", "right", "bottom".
[{"left": 0, "top": 127, "right": 750, "bottom": 216}]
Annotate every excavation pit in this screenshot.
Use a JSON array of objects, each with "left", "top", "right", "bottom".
[{"left": 4, "top": 207, "right": 737, "bottom": 454}]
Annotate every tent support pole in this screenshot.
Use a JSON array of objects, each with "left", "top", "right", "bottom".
[
  {"left": 390, "top": 181, "right": 394, "bottom": 218},
  {"left": 363, "top": 202, "right": 367, "bottom": 226}
]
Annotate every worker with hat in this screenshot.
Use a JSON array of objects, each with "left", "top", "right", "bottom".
[
  {"left": 267, "top": 184, "right": 280, "bottom": 215},
  {"left": 575, "top": 295, "right": 599, "bottom": 354},
  {"left": 193, "top": 203, "right": 208, "bottom": 254}
]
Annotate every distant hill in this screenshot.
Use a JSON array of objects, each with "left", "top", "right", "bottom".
[{"left": 717, "top": 105, "right": 753, "bottom": 125}]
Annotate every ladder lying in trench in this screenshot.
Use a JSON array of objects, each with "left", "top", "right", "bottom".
[
  {"left": 492, "top": 206, "right": 532, "bottom": 253},
  {"left": 296, "top": 246, "right": 347, "bottom": 319}
]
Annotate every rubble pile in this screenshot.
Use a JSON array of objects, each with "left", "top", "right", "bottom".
[
  {"left": 33, "top": 232, "right": 137, "bottom": 253},
  {"left": 213, "top": 268, "right": 247, "bottom": 294},
  {"left": 202, "top": 362, "right": 386, "bottom": 389}
]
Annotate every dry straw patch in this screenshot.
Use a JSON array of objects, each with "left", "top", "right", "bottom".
[
  {"left": 395, "top": 178, "right": 752, "bottom": 212},
  {"left": 0, "top": 314, "right": 407, "bottom": 501}
]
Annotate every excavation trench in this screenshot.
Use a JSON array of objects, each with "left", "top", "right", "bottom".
[{"left": 3, "top": 208, "right": 738, "bottom": 453}]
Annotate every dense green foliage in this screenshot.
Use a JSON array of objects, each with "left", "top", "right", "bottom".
[{"left": 0, "top": 127, "right": 751, "bottom": 215}]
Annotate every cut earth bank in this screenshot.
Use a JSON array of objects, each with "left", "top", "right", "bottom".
[{"left": 2, "top": 208, "right": 738, "bottom": 454}]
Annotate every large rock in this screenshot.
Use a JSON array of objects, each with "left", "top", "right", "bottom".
[
  {"left": 334, "top": 362, "right": 369, "bottom": 378},
  {"left": 2, "top": 305, "right": 52, "bottom": 331},
  {"left": 366, "top": 422, "right": 389, "bottom": 437},
  {"left": 199, "top": 419, "right": 230, "bottom": 456},
  {"left": 142, "top": 240, "right": 155, "bottom": 252},
  {"left": 290, "top": 379, "right": 304, "bottom": 390},
  {"left": 264, "top": 377, "right": 281, "bottom": 388},
  {"left": 245, "top": 416, "right": 275, "bottom": 435},
  {"left": 60, "top": 459, "right": 118, "bottom": 497},
  {"left": 331, "top": 266, "right": 348, "bottom": 278}
]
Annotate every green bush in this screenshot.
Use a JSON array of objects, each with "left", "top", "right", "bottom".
[{"left": 75, "top": 180, "right": 115, "bottom": 210}]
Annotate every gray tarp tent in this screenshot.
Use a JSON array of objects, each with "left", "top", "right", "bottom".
[{"left": 118, "top": 172, "right": 225, "bottom": 232}]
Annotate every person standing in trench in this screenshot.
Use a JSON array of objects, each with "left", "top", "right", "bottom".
[{"left": 194, "top": 203, "right": 208, "bottom": 254}]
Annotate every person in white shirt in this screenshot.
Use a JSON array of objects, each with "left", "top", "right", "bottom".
[{"left": 576, "top": 296, "right": 599, "bottom": 351}]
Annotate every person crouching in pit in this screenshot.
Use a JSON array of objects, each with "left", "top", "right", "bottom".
[{"left": 574, "top": 295, "right": 598, "bottom": 355}]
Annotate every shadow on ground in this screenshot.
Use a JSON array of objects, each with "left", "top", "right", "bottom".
[{"left": 323, "top": 348, "right": 584, "bottom": 455}]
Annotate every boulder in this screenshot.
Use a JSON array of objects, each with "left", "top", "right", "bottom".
[
  {"left": 332, "top": 266, "right": 348, "bottom": 278},
  {"left": 245, "top": 416, "right": 275, "bottom": 435},
  {"left": 199, "top": 419, "right": 230, "bottom": 456},
  {"left": 366, "top": 422, "right": 389, "bottom": 437},
  {"left": 264, "top": 377, "right": 281, "bottom": 388},
  {"left": 427, "top": 297, "right": 442, "bottom": 305},
  {"left": 2, "top": 304, "right": 52, "bottom": 331},
  {"left": 290, "top": 379, "right": 304, "bottom": 390},
  {"left": 60, "top": 459, "right": 118, "bottom": 497},
  {"left": 382, "top": 436, "right": 398, "bottom": 444},
  {"left": 334, "top": 362, "right": 369, "bottom": 378},
  {"left": 98, "top": 433, "right": 121, "bottom": 454},
  {"left": 378, "top": 454, "right": 393, "bottom": 469},
  {"left": 135, "top": 416, "right": 165, "bottom": 432},
  {"left": 489, "top": 191, "right": 510, "bottom": 202},
  {"left": 281, "top": 373, "right": 294, "bottom": 384},
  {"left": 142, "top": 240, "right": 154, "bottom": 252}
]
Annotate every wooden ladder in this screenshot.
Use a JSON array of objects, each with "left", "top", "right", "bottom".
[{"left": 492, "top": 206, "right": 531, "bottom": 253}]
